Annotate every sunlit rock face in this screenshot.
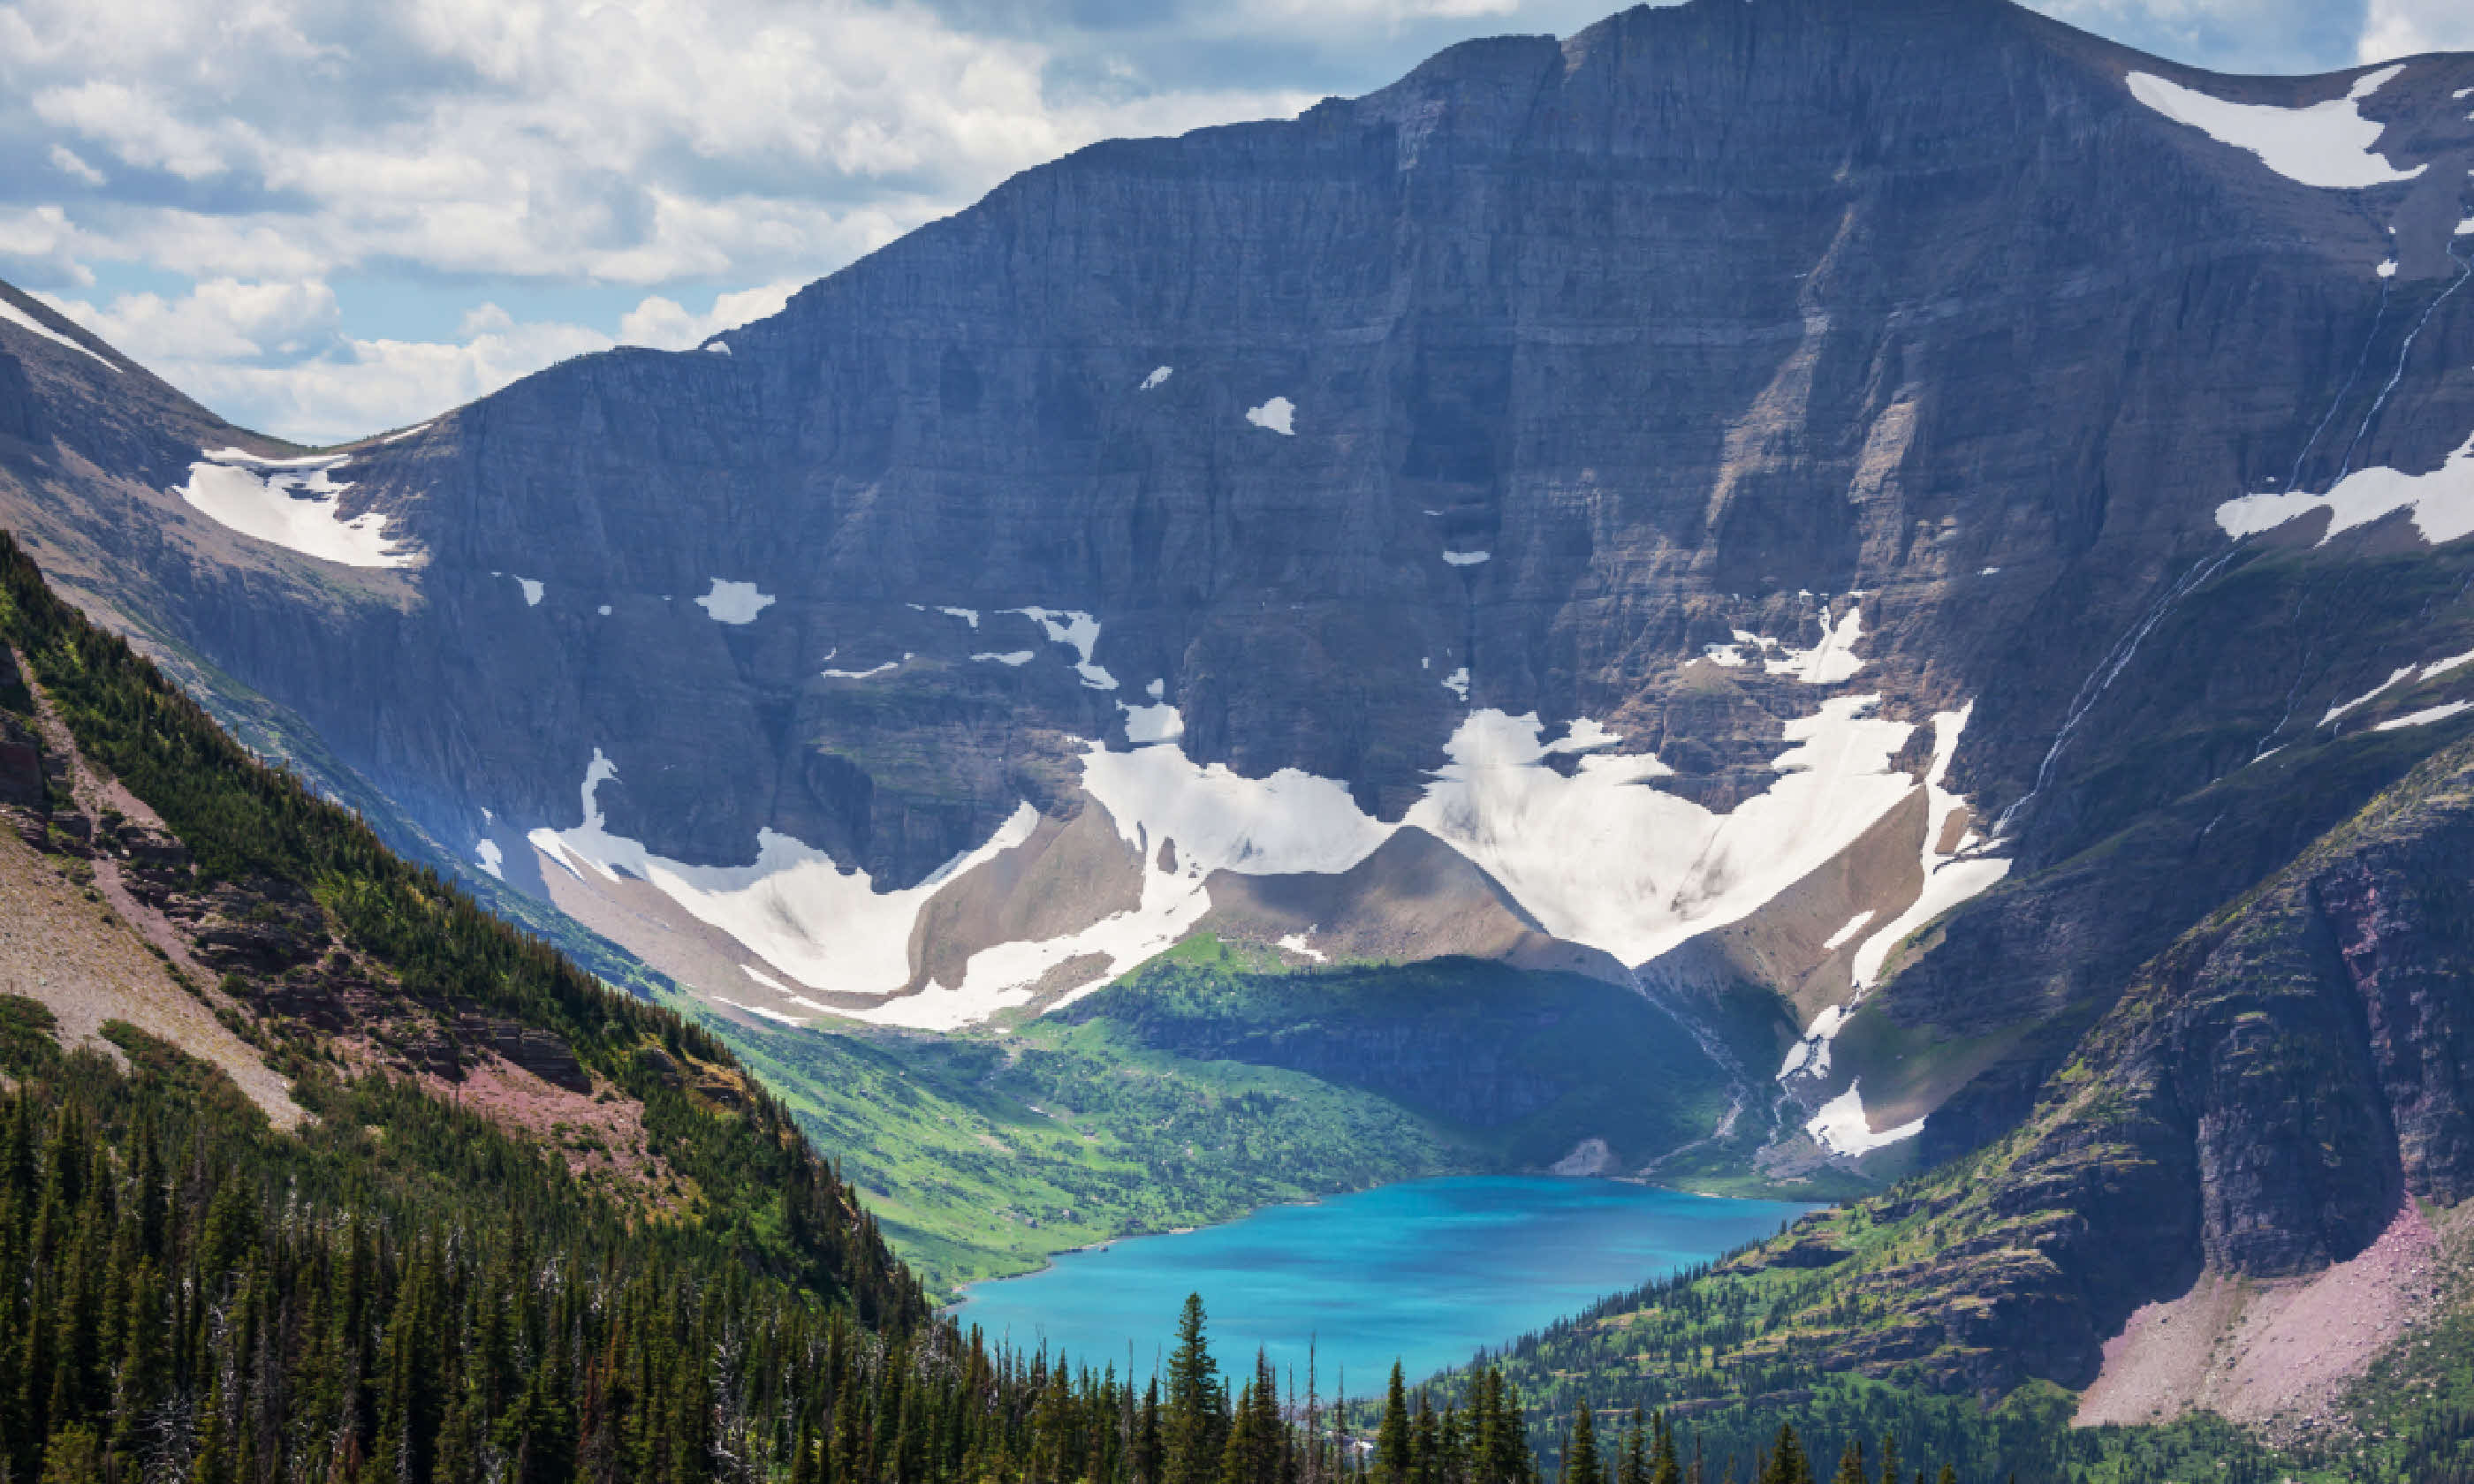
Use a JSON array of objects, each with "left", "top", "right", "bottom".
[{"left": 7, "top": 0, "right": 2474, "bottom": 1156}]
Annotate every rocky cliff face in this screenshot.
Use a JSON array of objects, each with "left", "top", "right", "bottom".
[
  {"left": 4, "top": 0, "right": 2474, "bottom": 1196},
  {"left": 1732, "top": 734, "right": 2474, "bottom": 1397}
]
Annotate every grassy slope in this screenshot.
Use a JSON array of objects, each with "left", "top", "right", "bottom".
[
  {"left": 701, "top": 936, "right": 1757, "bottom": 1298},
  {"left": 703, "top": 996, "right": 1468, "bottom": 1297}
]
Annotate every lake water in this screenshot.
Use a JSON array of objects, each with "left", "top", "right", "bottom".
[{"left": 951, "top": 1177, "right": 1817, "bottom": 1387}]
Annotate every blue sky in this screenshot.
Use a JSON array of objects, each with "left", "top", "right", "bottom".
[{"left": 1, "top": 0, "right": 2460, "bottom": 444}]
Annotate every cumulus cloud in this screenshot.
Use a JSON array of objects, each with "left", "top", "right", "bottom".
[
  {"left": 0, "top": 0, "right": 1309, "bottom": 292},
  {"left": 37, "top": 278, "right": 816, "bottom": 443},
  {"left": 2359, "top": 0, "right": 2474, "bottom": 61},
  {"left": 2024, "top": 0, "right": 2370, "bottom": 75},
  {"left": 617, "top": 280, "right": 801, "bottom": 350}
]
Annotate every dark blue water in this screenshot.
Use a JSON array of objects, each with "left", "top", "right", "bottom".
[{"left": 952, "top": 1177, "right": 1815, "bottom": 1387}]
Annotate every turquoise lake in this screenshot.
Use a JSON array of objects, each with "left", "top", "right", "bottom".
[{"left": 951, "top": 1177, "right": 1817, "bottom": 1386}]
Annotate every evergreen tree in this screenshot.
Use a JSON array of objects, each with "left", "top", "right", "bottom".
[
  {"left": 1650, "top": 1411, "right": 1681, "bottom": 1484},
  {"left": 1616, "top": 1410, "right": 1646, "bottom": 1484},
  {"left": 1166, "top": 1298, "right": 1224, "bottom": 1484},
  {"left": 1758, "top": 1425, "right": 1810, "bottom": 1484},
  {"left": 1566, "top": 1404, "right": 1604, "bottom": 1484},
  {"left": 1377, "top": 1365, "right": 1413, "bottom": 1484},
  {"left": 1136, "top": 1378, "right": 1165, "bottom": 1484}
]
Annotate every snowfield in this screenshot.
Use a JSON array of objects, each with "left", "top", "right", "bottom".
[
  {"left": 2126, "top": 64, "right": 2422, "bottom": 190},
  {"left": 175, "top": 449, "right": 417, "bottom": 570},
  {"left": 694, "top": 579, "right": 777, "bottom": 625},
  {"left": 2216, "top": 435, "right": 2474, "bottom": 548},
  {"left": 520, "top": 606, "right": 2007, "bottom": 1034}
]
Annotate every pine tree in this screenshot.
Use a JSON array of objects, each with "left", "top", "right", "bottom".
[
  {"left": 1650, "top": 1411, "right": 1681, "bottom": 1484},
  {"left": 1759, "top": 1425, "right": 1811, "bottom": 1484},
  {"left": 1616, "top": 1411, "right": 1646, "bottom": 1484},
  {"left": 1830, "top": 1440, "right": 1865, "bottom": 1484},
  {"left": 1377, "top": 1365, "right": 1413, "bottom": 1484},
  {"left": 1566, "top": 1404, "right": 1604, "bottom": 1484},
  {"left": 1167, "top": 1295, "right": 1226, "bottom": 1484},
  {"left": 1137, "top": 1377, "right": 1166, "bottom": 1484}
]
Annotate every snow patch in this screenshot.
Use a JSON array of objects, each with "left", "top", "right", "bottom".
[
  {"left": 474, "top": 839, "right": 505, "bottom": 881},
  {"left": 1141, "top": 367, "right": 1172, "bottom": 390},
  {"left": 1764, "top": 606, "right": 1867, "bottom": 684},
  {"left": 1119, "top": 697, "right": 1184, "bottom": 746},
  {"left": 1442, "top": 550, "right": 1492, "bottom": 566},
  {"left": 1820, "top": 909, "right": 1878, "bottom": 954},
  {"left": 1805, "top": 1080, "right": 1926, "bottom": 1156},
  {"left": 1276, "top": 931, "right": 1327, "bottom": 963},
  {"left": 175, "top": 449, "right": 416, "bottom": 569},
  {"left": 706, "top": 341, "right": 731, "bottom": 355},
  {"left": 2375, "top": 700, "right": 2472, "bottom": 731},
  {"left": 2216, "top": 434, "right": 2474, "bottom": 547},
  {"left": 2322, "top": 663, "right": 2421, "bottom": 727},
  {"left": 0, "top": 297, "right": 117, "bottom": 371},
  {"left": 694, "top": 579, "right": 776, "bottom": 625},
  {"left": 713, "top": 996, "right": 806, "bottom": 1026},
  {"left": 1402, "top": 699, "right": 1918, "bottom": 966},
  {"left": 1245, "top": 397, "right": 1295, "bottom": 435},
  {"left": 1778, "top": 1003, "right": 1848, "bottom": 1081},
  {"left": 597, "top": 604, "right": 612, "bottom": 617},
  {"left": 1007, "top": 607, "right": 1117, "bottom": 689},
  {"left": 527, "top": 750, "right": 1040, "bottom": 1015},
  {"left": 2125, "top": 65, "right": 2424, "bottom": 190},
  {"left": 1848, "top": 703, "right": 2012, "bottom": 990},
  {"left": 823, "top": 656, "right": 907, "bottom": 680},
  {"left": 1699, "top": 610, "right": 1867, "bottom": 683},
  {"left": 937, "top": 606, "right": 982, "bottom": 628},
  {"left": 512, "top": 576, "right": 544, "bottom": 607},
  {"left": 2379, "top": 260, "right": 2400, "bottom": 278},
  {"left": 973, "top": 650, "right": 1036, "bottom": 667},
  {"left": 1546, "top": 719, "right": 1621, "bottom": 753},
  {"left": 1441, "top": 666, "right": 1469, "bottom": 701}
]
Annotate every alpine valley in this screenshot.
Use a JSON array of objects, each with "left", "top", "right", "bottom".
[{"left": 9, "top": 0, "right": 2474, "bottom": 1475}]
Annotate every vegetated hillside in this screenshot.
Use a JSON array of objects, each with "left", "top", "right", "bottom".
[
  {"left": 1431, "top": 729, "right": 2474, "bottom": 1484},
  {"left": 710, "top": 990, "right": 1475, "bottom": 1295},
  {"left": 711, "top": 935, "right": 1761, "bottom": 1296},
  {"left": 0, "top": 524, "right": 946, "bottom": 1464}
]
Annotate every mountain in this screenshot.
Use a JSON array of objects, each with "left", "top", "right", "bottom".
[{"left": 8, "top": 0, "right": 2474, "bottom": 1436}]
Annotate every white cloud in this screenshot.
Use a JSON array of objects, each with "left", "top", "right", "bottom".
[
  {"left": 46, "top": 145, "right": 104, "bottom": 186},
  {"left": 618, "top": 279, "right": 801, "bottom": 349},
  {"left": 38, "top": 276, "right": 825, "bottom": 443},
  {"left": 0, "top": 205, "right": 95, "bottom": 288},
  {"left": 2359, "top": 0, "right": 2474, "bottom": 61},
  {"left": 0, "top": 0, "right": 1310, "bottom": 292}
]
